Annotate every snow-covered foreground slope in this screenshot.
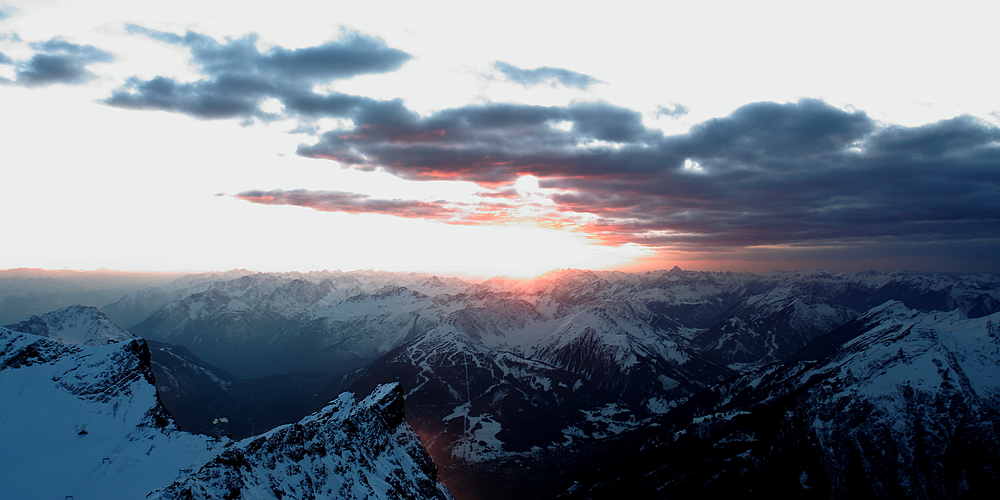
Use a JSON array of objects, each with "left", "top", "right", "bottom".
[
  {"left": 0, "top": 327, "right": 452, "bottom": 500},
  {"left": 0, "top": 327, "right": 221, "bottom": 499},
  {"left": 558, "top": 302, "right": 1000, "bottom": 498}
]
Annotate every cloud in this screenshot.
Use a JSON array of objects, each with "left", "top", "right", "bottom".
[
  {"left": 656, "top": 103, "right": 691, "bottom": 118},
  {"left": 0, "top": 38, "right": 113, "bottom": 87},
  {"left": 236, "top": 190, "right": 461, "bottom": 220},
  {"left": 286, "top": 97, "right": 1000, "bottom": 259},
  {"left": 493, "top": 61, "right": 600, "bottom": 89},
  {"left": 104, "top": 26, "right": 411, "bottom": 121},
  {"left": 296, "top": 100, "right": 658, "bottom": 183},
  {"left": 655, "top": 103, "right": 689, "bottom": 118},
  {"left": 102, "top": 33, "right": 1000, "bottom": 265},
  {"left": 234, "top": 189, "right": 557, "bottom": 226}
]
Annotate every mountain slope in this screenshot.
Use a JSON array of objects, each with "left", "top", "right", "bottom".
[
  {"left": 558, "top": 302, "right": 1000, "bottom": 499},
  {"left": 333, "top": 279, "right": 734, "bottom": 499}
]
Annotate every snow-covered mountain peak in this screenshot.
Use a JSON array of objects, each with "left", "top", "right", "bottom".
[
  {"left": 153, "top": 382, "right": 452, "bottom": 500},
  {"left": 3, "top": 304, "right": 135, "bottom": 346}
]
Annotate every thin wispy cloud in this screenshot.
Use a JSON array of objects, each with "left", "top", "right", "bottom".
[
  {"left": 493, "top": 61, "right": 601, "bottom": 89},
  {"left": 234, "top": 189, "right": 573, "bottom": 227},
  {"left": 655, "top": 103, "right": 689, "bottom": 118},
  {"left": 236, "top": 190, "right": 462, "bottom": 220}
]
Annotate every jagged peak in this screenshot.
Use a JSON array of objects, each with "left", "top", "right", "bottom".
[{"left": 362, "top": 382, "right": 406, "bottom": 428}]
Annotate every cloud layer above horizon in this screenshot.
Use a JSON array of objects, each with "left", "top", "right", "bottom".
[
  {"left": 6, "top": 13, "right": 997, "bottom": 272},
  {"left": 96, "top": 26, "right": 1000, "bottom": 267}
]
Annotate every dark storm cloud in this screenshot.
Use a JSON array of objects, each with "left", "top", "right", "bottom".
[
  {"left": 493, "top": 61, "right": 601, "bottom": 89},
  {"left": 104, "top": 26, "right": 411, "bottom": 120},
  {"left": 297, "top": 100, "right": 660, "bottom": 182},
  {"left": 291, "top": 98, "right": 1000, "bottom": 255},
  {"left": 0, "top": 38, "right": 113, "bottom": 87}
]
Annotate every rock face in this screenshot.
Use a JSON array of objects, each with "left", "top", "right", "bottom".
[
  {"left": 557, "top": 302, "right": 1000, "bottom": 499},
  {"left": 0, "top": 326, "right": 452, "bottom": 500}
]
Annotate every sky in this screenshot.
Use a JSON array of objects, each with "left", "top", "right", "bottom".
[{"left": 1, "top": 0, "right": 998, "bottom": 277}]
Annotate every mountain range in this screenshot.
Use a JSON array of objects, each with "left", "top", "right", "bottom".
[
  {"left": 3, "top": 267, "right": 1000, "bottom": 499},
  {"left": 557, "top": 301, "right": 1000, "bottom": 498}
]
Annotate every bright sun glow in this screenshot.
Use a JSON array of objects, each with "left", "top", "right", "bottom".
[{"left": 428, "top": 223, "right": 654, "bottom": 278}]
